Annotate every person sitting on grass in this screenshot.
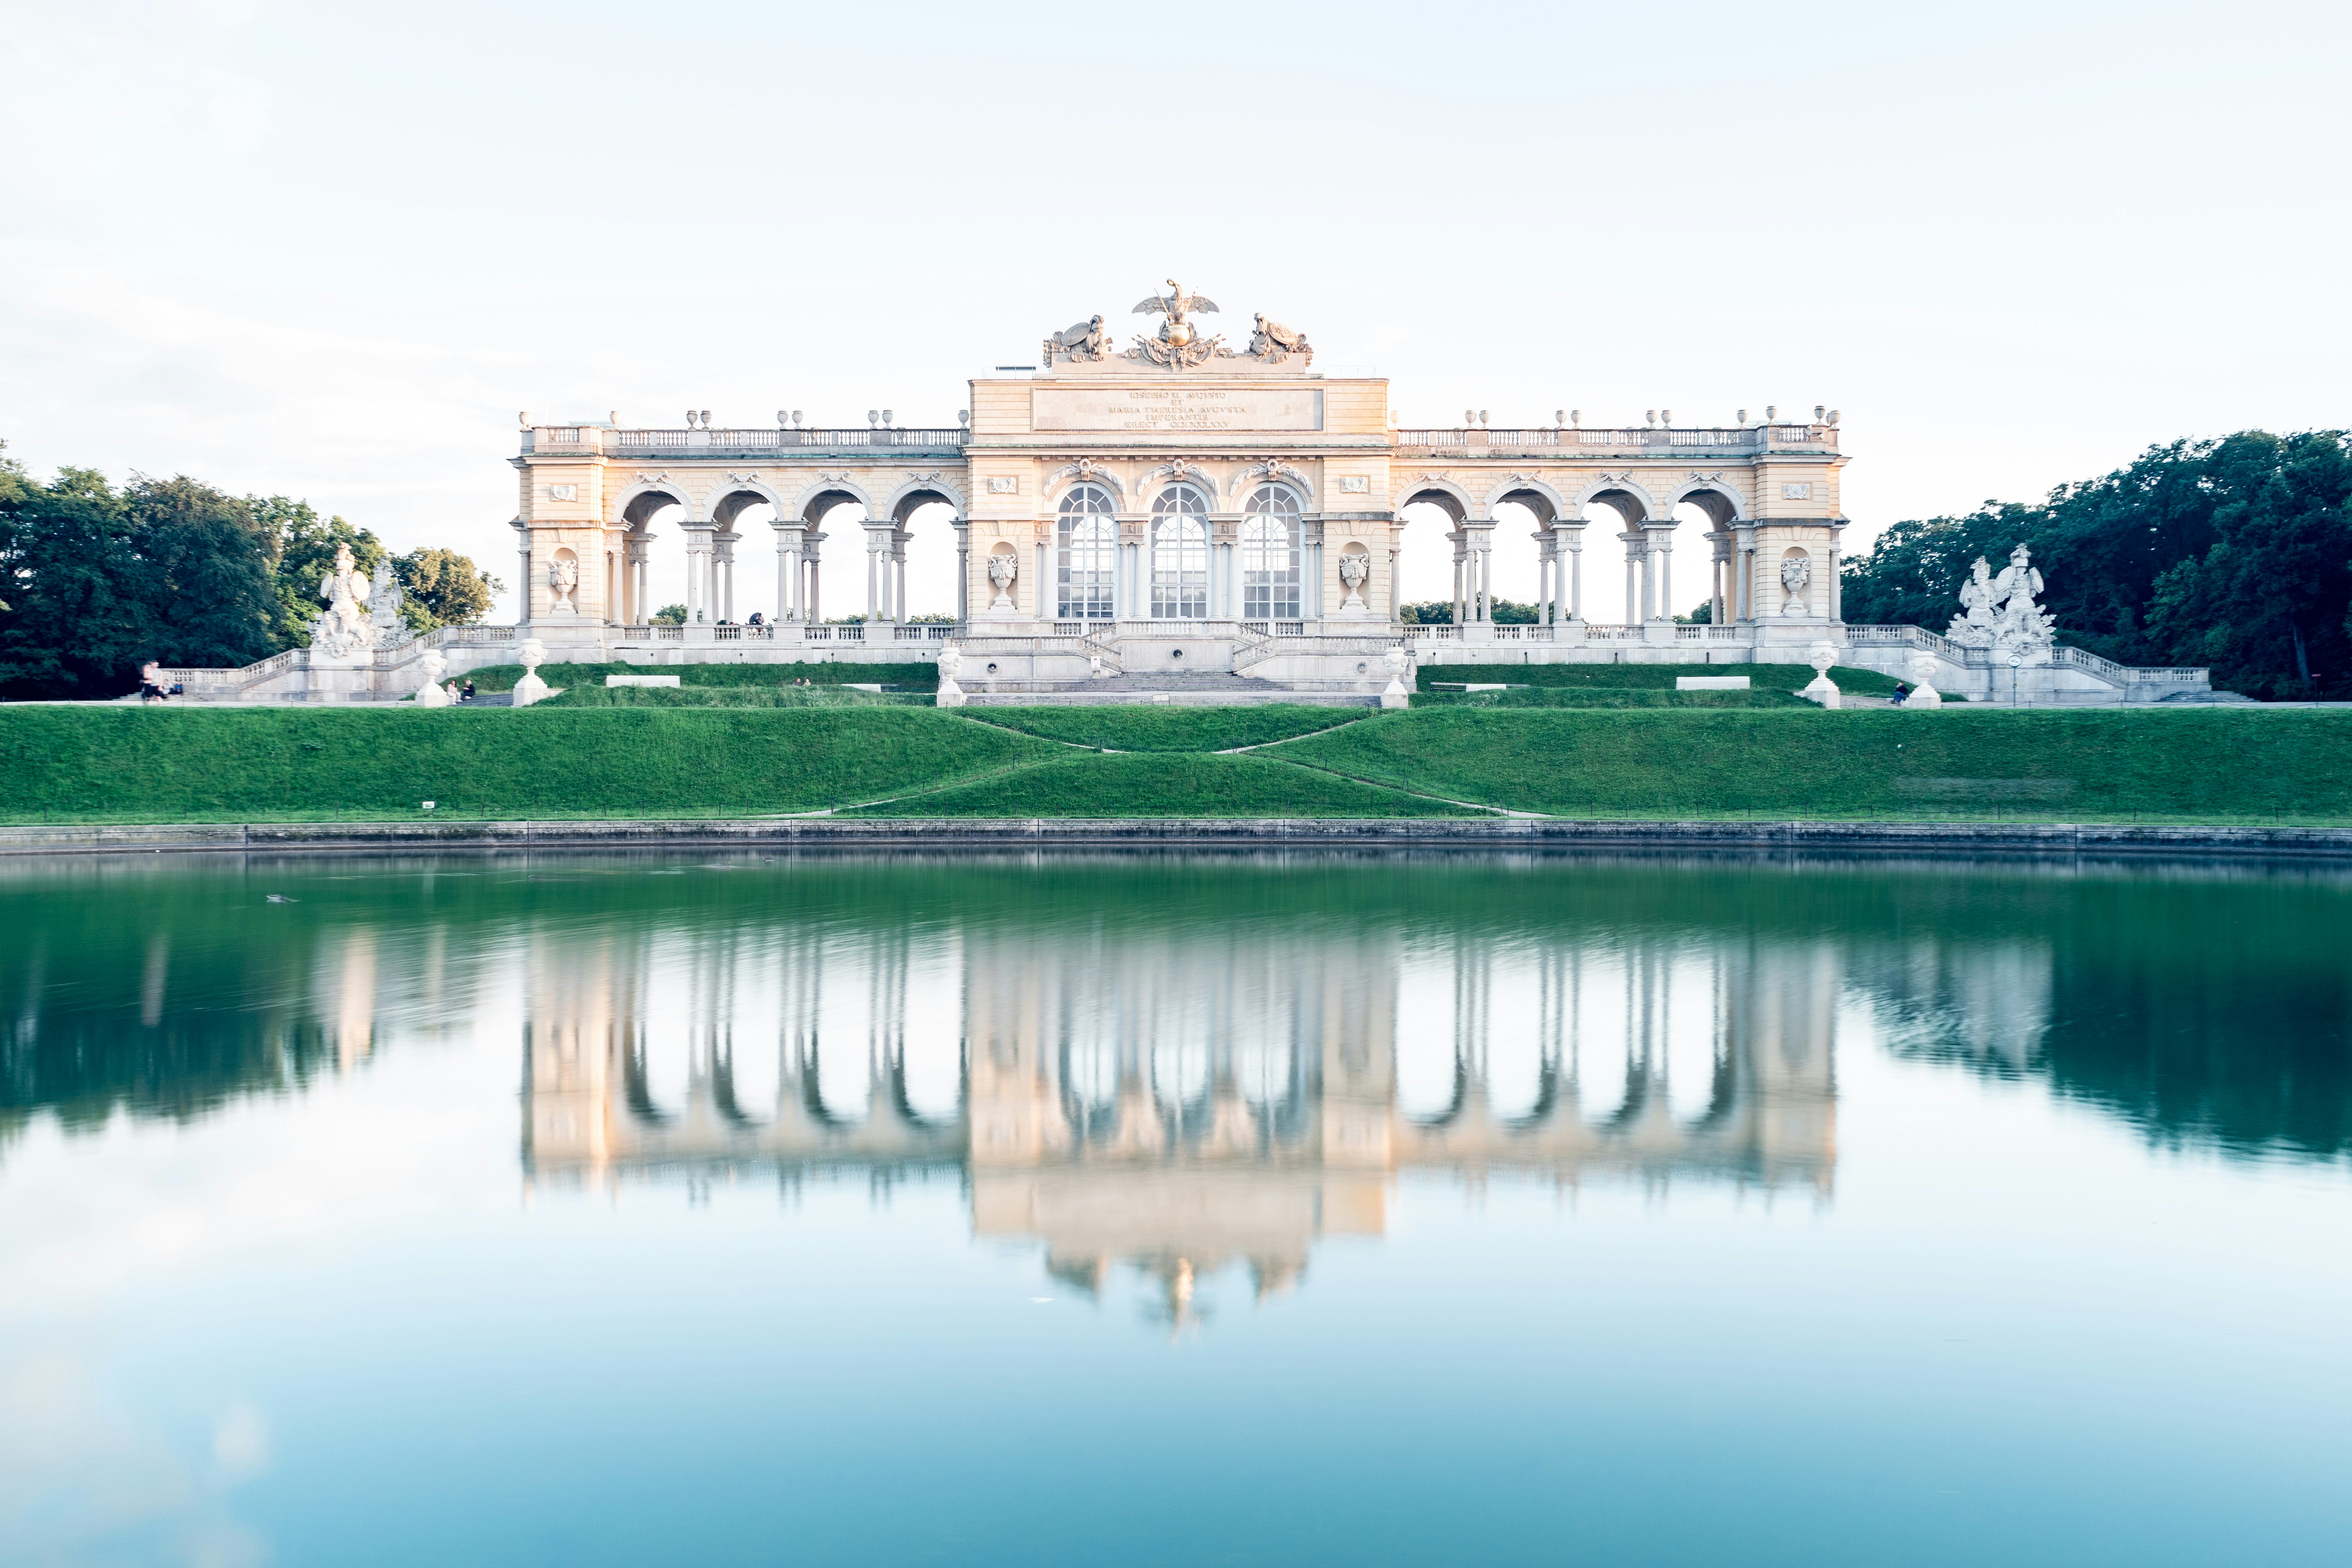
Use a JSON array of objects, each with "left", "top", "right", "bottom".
[
  {"left": 1893, "top": 681, "right": 1910, "bottom": 702},
  {"left": 461, "top": 679, "right": 476, "bottom": 700}
]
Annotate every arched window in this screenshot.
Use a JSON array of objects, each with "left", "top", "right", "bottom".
[
  {"left": 1149, "top": 484, "right": 1210, "bottom": 619},
  {"left": 1056, "top": 483, "right": 1117, "bottom": 619},
  {"left": 1241, "top": 484, "right": 1302, "bottom": 620}
]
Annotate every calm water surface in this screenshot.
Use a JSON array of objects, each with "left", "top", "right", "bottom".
[{"left": 2, "top": 851, "right": 2348, "bottom": 1567}]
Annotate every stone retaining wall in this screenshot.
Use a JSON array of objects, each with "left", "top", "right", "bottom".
[{"left": 2, "top": 818, "right": 2345, "bottom": 861}]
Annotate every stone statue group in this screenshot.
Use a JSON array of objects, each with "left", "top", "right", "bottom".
[
  {"left": 1043, "top": 280, "right": 1312, "bottom": 370},
  {"left": 1946, "top": 543, "right": 2056, "bottom": 662},
  {"left": 309, "top": 542, "right": 414, "bottom": 659}
]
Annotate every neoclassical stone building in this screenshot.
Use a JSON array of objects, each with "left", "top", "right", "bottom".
[
  {"left": 162, "top": 280, "right": 2211, "bottom": 702},
  {"left": 505, "top": 281, "right": 1861, "bottom": 690}
]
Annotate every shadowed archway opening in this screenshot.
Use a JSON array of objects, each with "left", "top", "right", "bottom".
[{"left": 1395, "top": 487, "right": 1468, "bottom": 624}]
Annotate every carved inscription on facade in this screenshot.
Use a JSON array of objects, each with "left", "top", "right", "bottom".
[{"left": 1031, "top": 387, "right": 1323, "bottom": 433}]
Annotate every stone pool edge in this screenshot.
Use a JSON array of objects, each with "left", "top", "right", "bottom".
[{"left": 3, "top": 817, "right": 2350, "bottom": 860}]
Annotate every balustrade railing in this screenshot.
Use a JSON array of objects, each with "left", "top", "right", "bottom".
[
  {"left": 1392, "top": 425, "right": 1835, "bottom": 452},
  {"left": 575, "top": 427, "right": 969, "bottom": 456}
]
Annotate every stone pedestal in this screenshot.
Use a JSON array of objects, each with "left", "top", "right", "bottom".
[
  {"left": 512, "top": 638, "right": 551, "bottom": 707},
  {"left": 1799, "top": 639, "right": 1841, "bottom": 709},
  {"left": 413, "top": 648, "right": 452, "bottom": 706}
]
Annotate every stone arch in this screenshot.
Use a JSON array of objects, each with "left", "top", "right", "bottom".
[
  {"left": 1394, "top": 479, "right": 1472, "bottom": 525},
  {"left": 1138, "top": 462, "right": 1221, "bottom": 501},
  {"left": 1482, "top": 477, "right": 1566, "bottom": 525},
  {"left": 1667, "top": 480, "right": 1745, "bottom": 526},
  {"left": 882, "top": 477, "right": 968, "bottom": 524},
  {"left": 708, "top": 478, "right": 787, "bottom": 529},
  {"left": 1572, "top": 477, "right": 1658, "bottom": 524},
  {"left": 616, "top": 478, "right": 694, "bottom": 529},
  {"left": 789, "top": 480, "right": 872, "bottom": 526},
  {"left": 1236, "top": 461, "right": 1314, "bottom": 509},
  {"left": 1043, "top": 463, "right": 1128, "bottom": 507}
]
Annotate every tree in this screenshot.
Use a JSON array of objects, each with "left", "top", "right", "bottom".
[
  {"left": 127, "top": 476, "right": 276, "bottom": 669},
  {"left": 651, "top": 603, "right": 687, "bottom": 625},
  {"left": 0, "top": 459, "right": 146, "bottom": 698},
  {"left": 2140, "top": 435, "right": 2352, "bottom": 699},
  {"left": 1840, "top": 430, "right": 2352, "bottom": 699},
  {"left": 1398, "top": 601, "right": 1452, "bottom": 625},
  {"left": 395, "top": 547, "right": 500, "bottom": 630},
  {"left": 253, "top": 497, "right": 388, "bottom": 649},
  {"left": 1837, "top": 502, "right": 2043, "bottom": 630}
]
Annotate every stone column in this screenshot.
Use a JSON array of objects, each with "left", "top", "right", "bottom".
[
  {"left": 1651, "top": 529, "right": 1672, "bottom": 622},
  {"left": 775, "top": 525, "right": 799, "bottom": 623},
  {"left": 713, "top": 531, "right": 738, "bottom": 623},
  {"left": 1033, "top": 536, "right": 1047, "bottom": 620},
  {"left": 805, "top": 531, "right": 823, "bottom": 625},
  {"left": 1621, "top": 532, "right": 1641, "bottom": 625},
  {"left": 515, "top": 527, "right": 534, "bottom": 625},
  {"left": 1449, "top": 530, "right": 1466, "bottom": 625},
  {"left": 894, "top": 528, "right": 911, "bottom": 625},
  {"left": 952, "top": 518, "right": 969, "bottom": 625},
  {"left": 1828, "top": 543, "right": 1842, "bottom": 623}
]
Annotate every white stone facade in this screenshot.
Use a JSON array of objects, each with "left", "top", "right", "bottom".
[{"left": 155, "top": 284, "right": 2212, "bottom": 705}]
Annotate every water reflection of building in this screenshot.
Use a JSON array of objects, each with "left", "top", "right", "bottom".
[{"left": 523, "top": 920, "right": 1838, "bottom": 1313}]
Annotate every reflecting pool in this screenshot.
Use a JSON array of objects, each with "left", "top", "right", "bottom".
[{"left": 2, "top": 851, "right": 2348, "bottom": 1566}]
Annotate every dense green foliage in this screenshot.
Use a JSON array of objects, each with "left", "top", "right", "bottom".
[
  {"left": 0, "top": 706, "right": 1052, "bottom": 821},
  {"left": 0, "top": 457, "right": 278, "bottom": 695},
  {"left": 1400, "top": 598, "right": 1542, "bottom": 625},
  {"left": 462, "top": 660, "right": 938, "bottom": 693},
  {"left": 850, "top": 750, "right": 1470, "bottom": 817},
  {"left": 1841, "top": 430, "right": 2352, "bottom": 700},
  {"left": 0, "top": 442, "right": 500, "bottom": 699},
  {"left": 1276, "top": 708, "right": 2352, "bottom": 820},
  {"left": 967, "top": 705, "right": 1362, "bottom": 751},
  {"left": 395, "top": 545, "right": 500, "bottom": 630}
]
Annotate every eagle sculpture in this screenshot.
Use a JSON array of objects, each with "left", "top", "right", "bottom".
[{"left": 1132, "top": 279, "right": 1220, "bottom": 323}]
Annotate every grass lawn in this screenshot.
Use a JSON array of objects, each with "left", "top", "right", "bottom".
[
  {"left": 0, "top": 706, "right": 1052, "bottom": 822},
  {"left": 846, "top": 750, "right": 1473, "bottom": 817},
  {"left": 1272, "top": 707, "right": 2352, "bottom": 821},
  {"left": 1416, "top": 661, "right": 1914, "bottom": 702},
  {"left": 5, "top": 703, "right": 2341, "bottom": 825},
  {"left": 464, "top": 660, "right": 938, "bottom": 693},
  {"left": 965, "top": 705, "right": 1365, "bottom": 751}
]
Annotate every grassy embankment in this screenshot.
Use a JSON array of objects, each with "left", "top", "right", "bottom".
[
  {"left": 5, "top": 703, "right": 2348, "bottom": 825},
  {"left": 0, "top": 706, "right": 1052, "bottom": 822}
]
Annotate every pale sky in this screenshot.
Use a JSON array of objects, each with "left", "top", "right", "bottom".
[{"left": 3, "top": 0, "right": 2345, "bottom": 621}]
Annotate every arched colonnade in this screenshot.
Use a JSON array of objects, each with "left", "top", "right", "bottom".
[
  {"left": 1392, "top": 474, "right": 1765, "bottom": 625},
  {"left": 606, "top": 474, "right": 972, "bottom": 627}
]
